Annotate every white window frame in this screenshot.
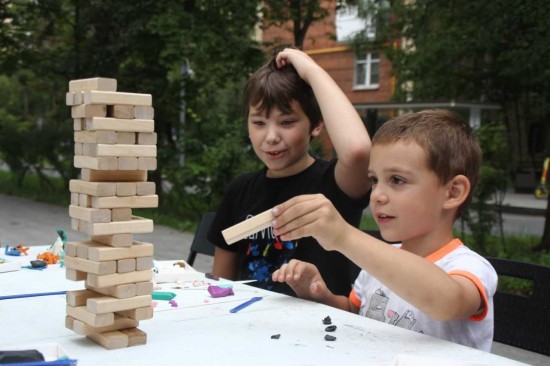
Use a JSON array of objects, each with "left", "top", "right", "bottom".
[{"left": 354, "top": 52, "right": 380, "bottom": 90}]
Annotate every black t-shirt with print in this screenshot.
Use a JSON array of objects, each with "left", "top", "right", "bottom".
[{"left": 208, "top": 158, "right": 369, "bottom": 296}]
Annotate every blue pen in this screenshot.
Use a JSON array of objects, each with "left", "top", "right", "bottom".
[
  {"left": 0, "top": 290, "right": 67, "bottom": 301},
  {"left": 229, "top": 296, "right": 263, "bottom": 313}
]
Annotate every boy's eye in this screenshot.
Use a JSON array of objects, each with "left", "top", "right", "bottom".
[
  {"left": 252, "top": 120, "right": 265, "bottom": 126},
  {"left": 280, "top": 119, "right": 295, "bottom": 126},
  {"left": 390, "top": 176, "right": 405, "bottom": 185},
  {"left": 368, "top": 176, "right": 378, "bottom": 184}
]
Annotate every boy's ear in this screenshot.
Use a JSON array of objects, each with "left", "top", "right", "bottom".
[
  {"left": 443, "top": 175, "right": 470, "bottom": 210},
  {"left": 310, "top": 121, "right": 323, "bottom": 138}
]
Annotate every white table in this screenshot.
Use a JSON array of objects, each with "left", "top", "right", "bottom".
[{"left": 0, "top": 247, "right": 527, "bottom": 366}]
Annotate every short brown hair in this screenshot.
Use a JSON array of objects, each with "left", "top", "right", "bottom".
[
  {"left": 373, "top": 109, "right": 482, "bottom": 217},
  {"left": 243, "top": 56, "right": 322, "bottom": 131}
]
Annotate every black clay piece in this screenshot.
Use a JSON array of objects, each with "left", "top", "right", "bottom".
[
  {"left": 325, "top": 325, "right": 337, "bottom": 332},
  {"left": 270, "top": 334, "right": 281, "bottom": 339},
  {"left": 324, "top": 334, "right": 337, "bottom": 341},
  {"left": 322, "top": 316, "right": 332, "bottom": 325},
  {"left": 0, "top": 350, "right": 45, "bottom": 363},
  {"left": 30, "top": 260, "right": 47, "bottom": 268}
]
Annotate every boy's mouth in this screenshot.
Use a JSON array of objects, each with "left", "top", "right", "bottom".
[
  {"left": 376, "top": 214, "right": 395, "bottom": 223},
  {"left": 266, "top": 150, "right": 284, "bottom": 158}
]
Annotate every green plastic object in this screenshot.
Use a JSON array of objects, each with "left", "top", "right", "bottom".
[{"left": 152, "top": 291, "right": 177, "bottom": 300}]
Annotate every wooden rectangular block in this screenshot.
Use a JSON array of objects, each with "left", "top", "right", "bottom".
[
  {"left": 116, "top": 306, "right": 153, "bottom": 321},
  {"left": 85, "top": 117, "right": 154, "bottom": 133},
  {"left": 116, "top": 182, "right": 137, "bottom": 197},
  {"left": 135, "top": 281, "right": 153, "bottom": 296},
  {"left": 87, "top": 330, "right": 129, "bottom": 350},
  {"left": 75, "top": 241, "right": 98, "bottom": 258},
  {"left": 74, "top": 142, "right": 83, "bottom": 155},
  {"left": 91, "top": 234, "right": 134, "bottom": 247},
  {"left": 137, "top": 132, "right": 157, "bottom": 145},
  {"left": 79, "top": 193, "right": 92, "bottom": 207},
  {"left": 66, "top": 289, "right": 100, "bottom": 307},
  {"left": 69, "top": 77, "right": 117, "bottom": 92},
  {"left": 94, "top": 144, "right": 156, "bottom": 158},
  {"left": 136, "top": 182, "right": 155, "bottom": 196},
  {"left": 91, "top": 195, "right": 158, "bottom": 209},
  {"left": 70, "top": 179, "right": 117, "bottom": 196},
  {"left": 65, "top": 255, "right": 117, "bottom": 275},
  {"left": 108, "top": 105, "right": 134, "bottom": 119},
  {"left": 70, "top": 314, "right": 138, "bottom": 336},
  {"left": 65, "top": 241, "right": 77, "bottom": 257},
  {"left": 66, "top": 92, "right": 75, "bottom": 106},
  {"left": 134, "top": 106, "right": 154, "bottom": 119},
  {"left": 72, "top": 104, "right": 107, "bottom": 118},
  {"left": 116, "top": 132, "right": 136, "bottom": 144},
  {"left": 73, "top": 118, "right": 83, "bottom": 131},
  {"left": 138, "top": 157, "right": 157, "bottom": 170},
  {"left": 118, "top": 156, "right": 138, "bottom": 170},
  {"left": 86, "top": 283, "right": 137, "bottom": 299},
  {"left": 87, "top": 241, "right": 154, "bottom": 261},
  {"left": 86, "top": 217, "right": 154, "bottom": 236},
  {"left": 74, "top": 130, "right": 117, "bottom": 144},
  {"left": 222, "top": 209, "right": 274, "bottom": 245},
  {"left": 86, "top": 270, "right": 152, "bottom": 288},
  {"left": 83, "top": 90, "right": 152, "bottom": 106},
  {"left": 112, "top": 208, "right": 132, "bottom": 221},
  {"left": 66, "top": 305, "right": 114, "bottom": 327},
  {"left": 120, "top": 328, "right": 147, "bottom": 347},
  {"left": 136, "top": 256, "right": 153, "bottom": 271},
  {"left": 74, "top": 155, "right": 118, "bottom": 170},
  {"left": 66, "top": 267, "right": 87, "bottom": 281},
  {"left": 70, "top": 218, "right": 79, "bottom": 232},
  {"left": 117, "top": 258, "right": 136, "bottom": 273},
  {"left": 74, "top": 91, "right": 84, "bottom": 105},
  {"left": 70, "top": 192, "right": 79, "bottom": 206},
  {"left": 80, "top": 169, "right": 147, "bottom": 182},
  {"left": 87, "top": 295, "right": 152, "bottom": 314},
  {"left": 69, "top": 205, "right": 112, "bottom": 223}
]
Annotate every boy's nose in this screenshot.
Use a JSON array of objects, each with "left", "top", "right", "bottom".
[
  {"left": 265, "top": 125, "right": 281, "bottom": 143},
  {"left": 371, "top": 185, "right": 388, "bottom": 204}
]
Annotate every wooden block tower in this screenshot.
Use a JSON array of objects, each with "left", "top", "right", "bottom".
[{"left": 64, "top": 77, "right": 157, "bottom": 349}]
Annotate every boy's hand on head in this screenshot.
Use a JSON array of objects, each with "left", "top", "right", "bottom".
[
  {"left": 275, "top": 48, "right": 321, "bottom": 83},
  {"left": 272, "top": 194, "right": 350, "bottom": 251},
  {"left": 272, "top": 259, "right": 329, "bottom": 301}
]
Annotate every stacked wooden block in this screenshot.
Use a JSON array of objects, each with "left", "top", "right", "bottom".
[{"left": 64, "top": 77, "right": 157, "bottom": 349}]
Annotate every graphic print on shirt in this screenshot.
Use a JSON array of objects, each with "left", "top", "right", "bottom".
[
  {"left": 244, "top": 221, "right": 297, "bottom": 290},
  {"left": 365, "top": 287, "right": 419, "bottom": 331},
  {"left": 366, "top": 288, "right": 389, "bottom": 321}
]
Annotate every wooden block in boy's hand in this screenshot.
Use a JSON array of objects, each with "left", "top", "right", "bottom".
[{"left": 222, "top": 209, "right": 273, "bottom": 245}]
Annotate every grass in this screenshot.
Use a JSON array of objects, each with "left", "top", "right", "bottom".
[{"left": 2, "top": 168, "right": 547, "bottom": 266}]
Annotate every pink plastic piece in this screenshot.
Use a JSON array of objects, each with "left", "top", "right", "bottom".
[{"left": 207, "top": 285, "right": 235, "bottom": 298}]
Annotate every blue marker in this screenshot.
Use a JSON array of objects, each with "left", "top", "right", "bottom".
[{"left": 229, "top": 296, "right": 263, "bottom": 313}]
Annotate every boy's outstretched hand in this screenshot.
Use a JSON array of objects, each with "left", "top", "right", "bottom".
[
  {"left": 272, "top": 194, "right": 351, "bottom": 252},
  {"left": 272, "top": 259, "right": 331, "bottom": 302}
]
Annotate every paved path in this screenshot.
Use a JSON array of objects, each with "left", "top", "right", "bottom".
[
  {"left": 0, "top": 192, "right": 548, "bottom": 365},
  {"left": 0, "top": 193, "right": 212, "bottom": 273}
]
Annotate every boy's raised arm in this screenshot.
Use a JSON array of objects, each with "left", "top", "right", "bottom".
[{"left": 276, "top": 49, "right": 371, "bottom": 199}]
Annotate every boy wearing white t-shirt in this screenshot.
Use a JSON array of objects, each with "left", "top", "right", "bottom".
[{"left": 270, "top": 109, "right": 497, "bottom": 351}]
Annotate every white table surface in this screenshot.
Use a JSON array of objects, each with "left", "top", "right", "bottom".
[{"left": 0, "top": 247, "right": 528, "bottom": 366}]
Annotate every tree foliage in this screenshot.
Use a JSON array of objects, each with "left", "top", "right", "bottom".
[{"left": 353, "top": 0, "right": 550, "bottom": 251}]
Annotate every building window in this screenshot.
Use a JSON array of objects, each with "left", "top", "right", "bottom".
[{"left": 354, "top": 52, "right": 380, "bottom": 89}]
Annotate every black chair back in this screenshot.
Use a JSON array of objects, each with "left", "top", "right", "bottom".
[
  {"left": 187, "top": 212, "right": 217, "bottom": 266},
  {"left": 485, "top": 257, "right": 550, "bottom": 356}
]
